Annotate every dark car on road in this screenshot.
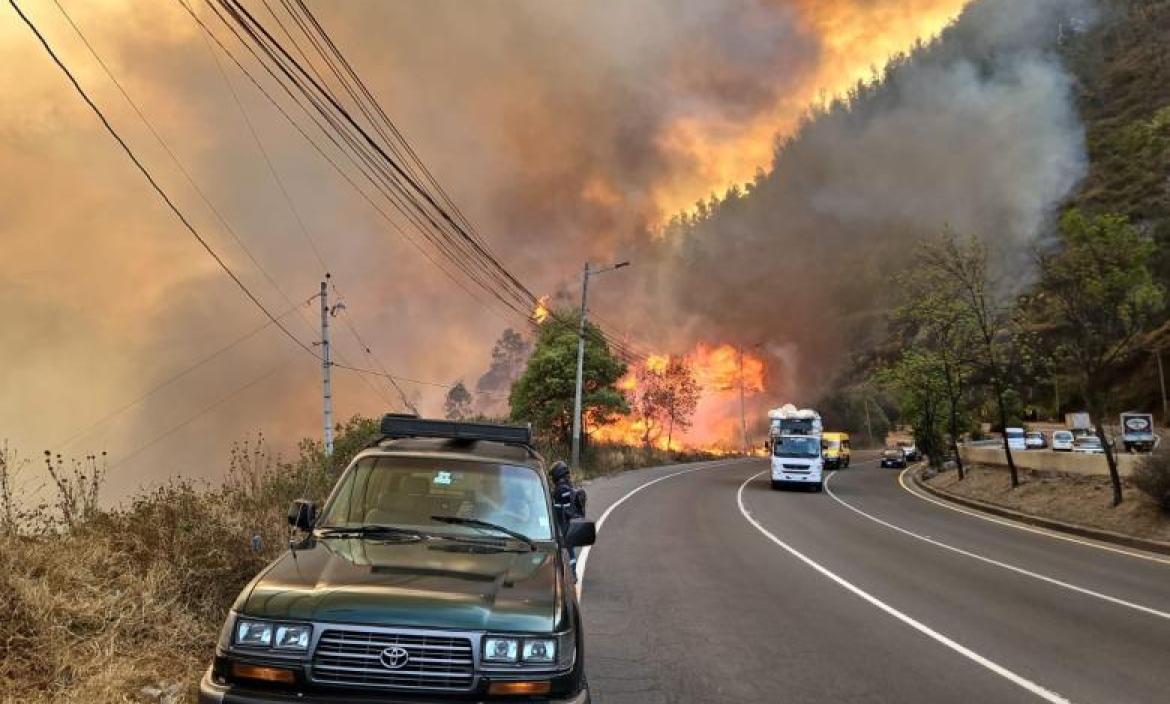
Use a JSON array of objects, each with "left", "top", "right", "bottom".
[
  {"left": 200, "top": 415, "right": 595, "bottom": 704},
  {"left": 880, "top": 448, "right": 908, "bottom": 469}
]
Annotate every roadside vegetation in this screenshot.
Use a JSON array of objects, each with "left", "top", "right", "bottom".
[
  {"left": 1, "top": 314, "right": 711, "bottom": 702},
  {"left": 865, "top": 2, "right": 1170, "bottom": 508}
]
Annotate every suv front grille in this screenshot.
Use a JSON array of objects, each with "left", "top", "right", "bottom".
[{"left": 311, "top": 629, "right": 475, "bottom": 692}]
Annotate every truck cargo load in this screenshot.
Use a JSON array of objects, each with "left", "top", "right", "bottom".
[{"left": 1120, "top": 412, "right": 1157, "bottom": 453}]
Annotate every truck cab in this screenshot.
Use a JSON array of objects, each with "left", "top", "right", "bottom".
[
  {"left": 767, "top": 405, "right": 825, "bottom": 492},
  {"left": 199, "top": 416, "right": 595, "bottom": 704},
  {"left": 770, "top": 434, "right": 825, "bottom": 491}
]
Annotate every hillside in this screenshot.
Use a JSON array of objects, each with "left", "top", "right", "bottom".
[
  {"left": 1061, "top": 0, "right": 1170, "bottom": 414},
  {"left": 1066, "top": 0, "right": 1170, "bottom": 277}
]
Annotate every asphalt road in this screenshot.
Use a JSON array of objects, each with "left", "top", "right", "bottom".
[{"left": 578, "top": 454, "right": 1170, "bottom": 704}]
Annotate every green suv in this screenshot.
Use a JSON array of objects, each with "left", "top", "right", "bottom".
[{"left": 199, "top": 416, "right": 595, "bottom": 703}]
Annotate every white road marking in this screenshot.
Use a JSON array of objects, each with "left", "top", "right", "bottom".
[
  {"left": 898, "top": 468, "right": 1170, "bottom": 566},
  {"left": 576, "top": 458, "right": 746, "bottom": 596},
  {"left": 824, "top": 472, "right": 1170, "bottom": 620},
  {"left": 736, "top": 471, "right": 1073, "bottom": 704}
]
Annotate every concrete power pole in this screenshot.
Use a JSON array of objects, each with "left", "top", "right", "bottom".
[
  {"left": 571, "top": 260, "right": 630, "bottom": 470},
  {"left": 320, "top": 275, "right": 334, "bottom": 457},
  {"left": 1157, "top": 348, "right": 1168, "bottom": 426},
  {"left": 739, "top": 347, "right": 748, "bottom": 455},
  {"left": 571, "top": 263, "right": 590, "bottom": 471}
]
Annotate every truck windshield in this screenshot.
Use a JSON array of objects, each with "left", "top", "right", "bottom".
[
  {"left": 317, "top": 457, "right": 553, "bottom": 540},
  {"left": 773, "top": 436, "right": 820, "bottom": 459}
]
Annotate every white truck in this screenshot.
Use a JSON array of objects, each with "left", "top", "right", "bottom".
[
  {"left": 768, "top": 405, "right": 824, "bottom": 492},
  {"left": 1120, "top": 412, "right": 1157, "bottom": 453}
]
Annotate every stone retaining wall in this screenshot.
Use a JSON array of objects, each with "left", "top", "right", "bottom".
[{"left": 959, "top": 444, "right": 1139, "bottom": 478}]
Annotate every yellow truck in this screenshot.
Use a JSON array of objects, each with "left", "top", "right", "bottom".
[{"left": 821, "top": 432, "right": 851, "bottom": 469}]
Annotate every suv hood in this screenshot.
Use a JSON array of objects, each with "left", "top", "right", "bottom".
[{"left": 238, "top": 536, "right": 560, "bottom": 633}]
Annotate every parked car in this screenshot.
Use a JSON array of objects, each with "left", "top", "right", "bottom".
[
  {"left": 1005, "top": 427, "right": 1027, "bottom": 451},
  {"left": 880, "top": 448, "right": 908, "bottom": 469},
  {"left": 1051, "top": 430, "right": 1074, "bottom": 452},
  {"left": 1024, "top": 431, "right": 1047, "bottom": 449},
  {"left": 1072, "top": 435, "right": 1105, "bottom": 454},
  {"left": 199, "top": 415, "right": 595, "bottom": 704},
  {"left": 896, "top": 441, "right": 920, "bottom": 461}
]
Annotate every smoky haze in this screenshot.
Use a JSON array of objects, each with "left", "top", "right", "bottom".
[
  {"left": 0, "top": 0, "right": 1087, "bottom": 497},
  {"left": 627, "top": 0, "right": 1097, "bottom": 405}
]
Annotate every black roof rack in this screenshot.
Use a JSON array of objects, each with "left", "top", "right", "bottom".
[{"left": 378, "top": 414, "right": 532, "bottom": 447}]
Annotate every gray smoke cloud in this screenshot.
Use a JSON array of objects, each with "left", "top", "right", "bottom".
[
  {"left": 629, "top": 0, "right": 1096, "bottom": 402},
  {"left": 0, "top": 0, "right": 1097, "bottom": 496}
]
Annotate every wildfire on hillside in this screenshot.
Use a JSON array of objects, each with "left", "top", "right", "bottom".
[{"left": 592, "top": 343, "right": 767, "bottom": 453}]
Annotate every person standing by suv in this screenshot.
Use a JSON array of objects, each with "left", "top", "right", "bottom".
[{"left": 550, "top": 461, "right": 586, "bottom": 576}]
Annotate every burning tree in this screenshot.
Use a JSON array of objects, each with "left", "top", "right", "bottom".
[{"left": 632, "top": 356, "right": 702, "bottom": 450}]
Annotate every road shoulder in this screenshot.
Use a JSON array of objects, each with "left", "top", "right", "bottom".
[{"left": 908, "top": 466, "right": 1170, "bottom": 558}]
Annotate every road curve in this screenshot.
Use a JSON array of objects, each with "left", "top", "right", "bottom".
[{"left": 580, "top": 456, "right": 1170, "bottom": 704}]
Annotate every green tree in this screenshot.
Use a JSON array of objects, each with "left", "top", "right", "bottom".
[
  {"left": 897, "top": 259, "right": 981, "bottom": 478},
  {"left": 443, "top": 381, "right": 474, "bottom": 421},
  {"left": 878, "top": 350, "right": 948, "bottom": 469},
  {"left": 509, "top": 310, "right": 628, "bottom": 447},
  {"left": 1039, "top": 210, "right": 1165, "bottom": 505},
  {"left": 917, "top": 231, "right": 1021, "bottom": 487}
]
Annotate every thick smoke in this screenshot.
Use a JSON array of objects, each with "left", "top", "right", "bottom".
[
  {"left": 0, "top": 0, "right": 1093, "bottom": 493},
  {"left": 629, "top": 0, "right": 1096, "bottom": 403}
]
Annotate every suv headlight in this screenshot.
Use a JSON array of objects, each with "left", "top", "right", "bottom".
[
  {"left": 483, "top": 634, "right": 572, "bottom": 667},
  {"left": 522, "top": 639, "right": 556, "bottom": 664},
  {"left": 274, "top": 624, "right": 312, "bottom": 651},
  {"left": 484, "top": 637, "right": 520, "bottom": 663},
  {"left": 236, "top": 620, "right": 273, "bottom": 648},
  {"left": 233, "top": 617, "right": 311, "bottom": 652}
]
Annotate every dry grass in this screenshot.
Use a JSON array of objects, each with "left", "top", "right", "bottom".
[
  {"left": 927, "top": 464, "right": 1170, "bottom": 543},
  {"left": 0, "top": 419, "right": 710, "bottom": 703},
  {"left": 0, "top": 422, "right": 363, "bottom": 704}
]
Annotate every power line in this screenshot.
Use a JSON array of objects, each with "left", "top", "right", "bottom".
[
  {"left": 51, "top": 296, "right": 312, "bottom": 452},
  {"left": 104, "top": 358, "right": 293, "bottom": 473},
  {"left": 176, "top": 0, "right": 529, "bottom": 328},
  {"left": 199, "top": 0, "right": 648, "bottom": 363},
  {"left": 11, "top": 0, "right": 319, "bottom": 362}
]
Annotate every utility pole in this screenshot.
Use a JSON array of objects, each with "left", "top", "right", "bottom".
[
  {"left": 1053, "top": 372, "right": 1061, "bottom": 420},
  {"left": 739, "top": 347, "right": 748, "bottom": 455},
  {"left": 863, "top": 395, "right": 874, "bottom": 447},
  {"left": 571, "top": 263, "right": 589, "bottom": 471},
  {"left": 1157, "top": 348, "right": 1168, "bottom": 426},
  {"left": 320, "top": 275, "right": 334, "bottom": 457},
  {"left": 571, "top": 260, "right": 630, "bottom": 470}
]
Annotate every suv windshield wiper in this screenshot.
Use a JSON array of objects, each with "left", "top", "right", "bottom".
[
  {"left": 430, "top": 515, "right": 535, "bottom": 551},
  {"left": 316, "top": 524, "right": 424, "bottom": 539}
]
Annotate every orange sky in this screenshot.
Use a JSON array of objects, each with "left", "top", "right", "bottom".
[{"left": 0, "top": 0, "right": 968, "bottom": 496}]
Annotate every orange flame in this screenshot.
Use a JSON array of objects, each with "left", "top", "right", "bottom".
[
  {"left": 591, "top": 343, "right": 767, "bottom": 453},
  {"left": 532, "top": 295, "right": 550, "bottom": 324}
]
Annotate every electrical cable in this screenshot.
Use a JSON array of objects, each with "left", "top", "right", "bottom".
[{"left": 10, "top": 0, "right": 320, "bottom": 362}]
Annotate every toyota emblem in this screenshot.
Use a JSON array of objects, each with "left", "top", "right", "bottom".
[{"left": 380, "top": 646, "right": 410, "bottom": 670}]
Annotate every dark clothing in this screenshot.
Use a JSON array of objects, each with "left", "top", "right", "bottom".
[
  {"left": 552, "top": 478, "right": 585, "bottom": 529},
  {"left": 551, "top": 477, "right": 586, "bottom": 580}
]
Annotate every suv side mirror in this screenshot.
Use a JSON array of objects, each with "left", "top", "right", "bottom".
[
  {"left": 288, "top": 499, "right": 317, "bottom": 531},
  {"left": 564, "top": 519, "right": 596, "bottom": 548}
]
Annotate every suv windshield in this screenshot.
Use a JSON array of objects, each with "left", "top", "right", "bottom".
[
  {"left": 773, "top": 436, "right": 820, "bottom": 459},
  {"left": 317, "top": 456, "right": 553, "bottom": 540}
]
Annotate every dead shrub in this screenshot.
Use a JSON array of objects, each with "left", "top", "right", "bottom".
[{"left": 1134, "top": 448, "right": 1170, "bottom": 513}]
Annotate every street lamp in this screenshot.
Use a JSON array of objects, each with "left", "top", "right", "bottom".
[{"left": 571, "top": 260, "right": 630, "bottom": 470}]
